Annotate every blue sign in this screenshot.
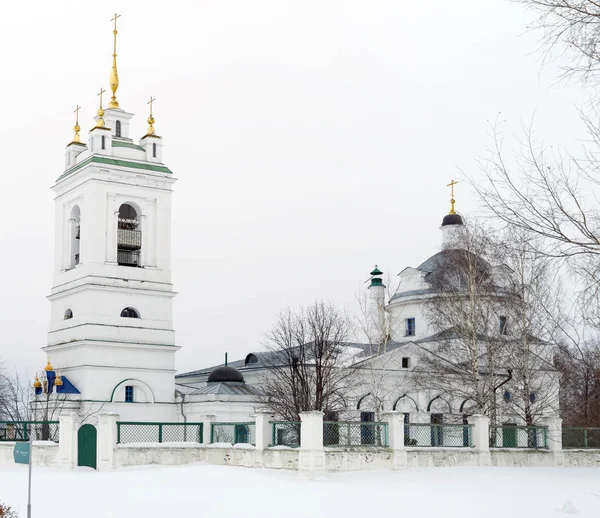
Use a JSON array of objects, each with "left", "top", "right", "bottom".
[{"left": 13, "top": 442, "right": 30, "bottom": 464}]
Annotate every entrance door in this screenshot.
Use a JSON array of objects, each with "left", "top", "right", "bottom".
[
  {"left": 77, "top": 424, "right": 97, "bottom": 469},
  {"left": 502, "top": 423, "right": 517, "bottom": 448},
  {"left": 430, "top": 413, "right": 443, "bottom": 446}
]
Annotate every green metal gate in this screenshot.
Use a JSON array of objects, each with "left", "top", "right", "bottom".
[{"left": 77, "top": 424, "right": 97, "bottom": 469}]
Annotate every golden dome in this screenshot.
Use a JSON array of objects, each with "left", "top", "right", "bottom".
[
  {"left": 33, "top": 377, "right": 42, "bottom": 389},
  {"left": 55, "top": 375, "right": 63, "bottom": 387},
  {"left": 44, "top": 360, "right": 53, "bottom": 372}
]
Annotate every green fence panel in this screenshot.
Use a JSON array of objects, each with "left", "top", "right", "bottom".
[
  {"left": 271, "top": 421, "right": 301, "bottom": 447},
  {"left": 210, "top": 422, "right": 256, "bottom": 445},
  {"left": 0, "top": 421, "right": 59, "bottom": 443},
  {"left": 489, "top": 425, "right": 548, "bottom": 449},
  {"left": 404, "top": 423, "right": 472, "bottom": 447},
  {"left": 562, "top": 427, "right": 600, "bottom": 449},
  {"left": 323, "top": 421, "right": 389, "bottom": 447},
  {"left": 116, "top": 422, "right": 204, "bottom": 444}
]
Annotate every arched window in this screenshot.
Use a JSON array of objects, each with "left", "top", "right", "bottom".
[
  {"left": 101, "top": 135, "right": 106, "bottom": 150},
  {"left": 245, "top": 353, "right": 258, "bottom": 365},
  {"left": 152, "top": 142, "right": 157, "bottom": 158},
  {"left": 120, "top": 307, "right": 140, "bottom": 318},
  {"left": 117, "top": 203, "right": 141, "bottom": 267},
  {"left": 115, "top": 120, "right": 121, "bottom": 137},
  {"left": 70, "top": 205, "right": 81, "bottom": 268},
  {"left": 64, "top": 309, "right": 73, "bottom": 320}
]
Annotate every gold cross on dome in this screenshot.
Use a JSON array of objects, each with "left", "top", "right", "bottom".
[
  {"left": 97, "top": 87, "right": 106, "bottom": 108},
  {"left": 447, "top": 179, "right": 458, "bottom": 214},
  {"left": 147, "top": 96, "right": 156, "bottom": 116},
  {"left": 73, "top": 104, "right": 81, "bottom": 125},
  {"left": 111, "top": 12, "right": 121, "bottom": 33}
]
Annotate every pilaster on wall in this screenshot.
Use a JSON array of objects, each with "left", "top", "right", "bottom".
[
  {"left": 467, "top": 414, "right": 490, "bottom": 466},
  {"left": 97, "top": 413, "right": 119, "bottom": 472},
  {"left": 299, "top": 411, "right": 326, "bottom": 473},
  {"left": 381, "top": 411, "right": 407, "bottom": 470},
  {"left": 58, "top": 413, "right": 79, "bottom": 468}
]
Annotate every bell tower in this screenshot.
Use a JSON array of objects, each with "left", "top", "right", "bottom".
[{"left": 44, "top": 15, "right": 179, "bottom": 420}]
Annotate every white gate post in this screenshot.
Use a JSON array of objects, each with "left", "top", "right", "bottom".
[
  {"left": 382, "top": 411, "right": 407, "bottom": 470},
  {"left": 255, "top": 413, "right": 274, "bottom": 451},
  {"left": 299, "top": 411, "right": 326, "bottom": 473},
  {"left": 542, "top": 417, "right": 564, "bottom": 466},
  {"left": 467, "top": 414, "right": 490, "bottom": 466},
  {"left": 202, "top": 415, "right": 216, "bottom": 445},
  {"left": 97, "top": 413, "right": 119, "bottom": 472},
  {"left": 58, "top": 413, "right": 79, "bottom": 468}
]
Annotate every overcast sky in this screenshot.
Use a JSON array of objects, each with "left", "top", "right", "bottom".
[{"left": 0, "top": 0, "right": 591, "bottom": 378}]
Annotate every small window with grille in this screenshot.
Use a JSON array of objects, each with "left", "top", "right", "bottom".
[
  {"left": 152, "top": 142, "right": 157, "bottom": 158},
  {"left": 125, "top": 386, "right": 134, "bottom": 403},
  {"left": 115, "top": 120, "right": 122, "bottom": 137}
]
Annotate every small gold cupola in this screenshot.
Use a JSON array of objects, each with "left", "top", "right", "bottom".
[
  {"left": 33, "top": 376, "right": 42, "bottom": 389},
  {"left": 146, "top": 96, "right": 156, "bottom": 136},
  {"left": 44, "top": 360, "right": 53, "bottom": 372},
  {"left": 96, "top": 87, "right": 106, "bottom": 128},
  {"left": 71, "top": 105, "right": 81, "bottom": 144}
]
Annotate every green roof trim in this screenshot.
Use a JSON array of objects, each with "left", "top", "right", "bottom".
[
  {"left": 370, "top": 266, "right": 383, "bottom": 276},
  {"left": 112, "top": 140, "right": 145, "bottom": 152},
  {"left": 369, "top": 278, "right": 386, "bottom": 288},
  {"left": 57, "top": 155, "right": 172, "bottom": 181}
]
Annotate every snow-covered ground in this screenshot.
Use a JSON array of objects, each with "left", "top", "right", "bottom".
[{"left": 1, "top": 464, "right": 599, "bottom": 517}]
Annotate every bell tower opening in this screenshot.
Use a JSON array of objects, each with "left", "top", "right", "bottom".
[
  {"left": 70, "top": 205, "right": 81, "bottom": 268},
  {"left": 117, "top": 203, "right": 142, "bottom": 267}
]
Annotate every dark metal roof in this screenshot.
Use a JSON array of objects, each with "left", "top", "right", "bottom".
[
  {"left": 208, "top": 366, "right": 245, "bottom": 383},
  {"left": 441, "top": 213, "right": 464, "bottom": 226}
]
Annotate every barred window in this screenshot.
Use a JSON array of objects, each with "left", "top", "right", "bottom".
[
  {"left": 115, "top": 120, "right": 122, "bottom": 137},
  {"left": 125, "top": 386, "right": 134, "bottom": 402}
]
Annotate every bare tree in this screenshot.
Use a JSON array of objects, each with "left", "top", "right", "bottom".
[
  {"left": 259, "top": 300, "right": 354, "bottom": 421},
  {"left": 515, "top": 1, "right": 600, "bottom": 86},
  {"left": 498, "top": 231, "right": 562, "bottom": 425},
  {"left": 413, "top": 222, "right": 508, "bottom": 423},
  {"left": 413, "top": 222, "right": 562, "bottom": 427}
]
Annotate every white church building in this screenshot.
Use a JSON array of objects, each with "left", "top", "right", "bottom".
[{"left": 32, "top": 16, "right": 560, "bottom": 433}]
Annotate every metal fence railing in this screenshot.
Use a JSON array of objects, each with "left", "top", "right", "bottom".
[
  {"left": 323, "top": 421, "right": 389, "bottom": 447},
  {"left": 271, "top": 421, "right": 301, "bottom": 447},
  {"left": 404, "top": 423, "right": 473, "bottom": 447},
  {"left": 210, "top": 422, "right": 256, "bottom": 445},
  {"left": 0, "top": 421, "right": 59, "bottom": 442},
  {"left": 562, "top": 427, "right": 600, "bottom": 449},
  {"left": 117, "top": 422, "right": 203, "bottom": 444},
  {"left": 489, "top": 425, "right": 547, "bottom": 449}
]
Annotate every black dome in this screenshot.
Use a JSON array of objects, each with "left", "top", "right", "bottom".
[
  {"left": 441, "top": 213, "right": 464, "bottom": 226},
  {"left": 208, "top": 366, "right": 245, "bottom": 383}
]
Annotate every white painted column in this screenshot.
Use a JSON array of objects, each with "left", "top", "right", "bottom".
[
  {"left": 467, "top": 414, "right": 490, "bottom": 466},
  {"left": 97, "top": 413, "right": 119, "bottom": 472},
  {"left": 58, "top": 414, "right": 79, "bottom": 468},
  {"left": 202, "top": 415, "right": 216, "bottom": 445},
  {"left": 542, "top": 417, "right": 564, "bottom": 466},
  {"left": 298, "top": 411, "right": 326, "bottom": 473},
  {"left": 255, "top": 413, "right": 275, "bottom": 451},
  {"left": 382, "top": 411, "right": 407, "bottom": 470}
]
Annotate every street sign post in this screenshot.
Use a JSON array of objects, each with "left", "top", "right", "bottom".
[{"left": 13, "top": 436, "right": 33, "bottom": 517}]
